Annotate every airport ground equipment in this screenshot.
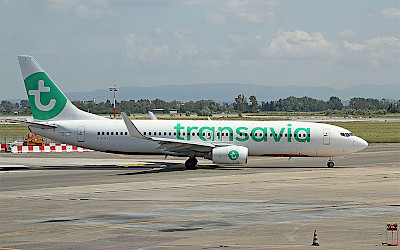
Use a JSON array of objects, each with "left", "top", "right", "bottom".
[{"left": 382, "top": 222, "right": 399, "bottom": 246}]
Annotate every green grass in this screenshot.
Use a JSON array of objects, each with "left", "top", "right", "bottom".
[
  {"left": 0, "top": 124, "right": 30, "bottom": 137},
  {"left": 326, "top": 122, "right": 400, "bottom": 143}
]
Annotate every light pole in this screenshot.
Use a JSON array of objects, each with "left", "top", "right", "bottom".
[{"left": 109, "top": 85, "right": 118, "bottom": 119}]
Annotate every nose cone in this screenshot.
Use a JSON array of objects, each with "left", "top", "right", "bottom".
[{"left": 357, "top": 137, "right": 368, "bottom": 151}]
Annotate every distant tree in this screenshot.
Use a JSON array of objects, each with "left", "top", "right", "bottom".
[
  {"left": 327, "top": 96, "right": 343, "bottom": 110},
  {"left": 249, "top": 95, "right": 259, "bottom": 112},
  {"left": 234, "top": 94, "right": 248, "bottom": 112},
  {"left": 0, "top": 100, "right": 13, "bottom": 113}
]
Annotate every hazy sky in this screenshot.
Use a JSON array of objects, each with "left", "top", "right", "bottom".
[{"left": 1, "top": 0, "right": 399, "bottom": 100}]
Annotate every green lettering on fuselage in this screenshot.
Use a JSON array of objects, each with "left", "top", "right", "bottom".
[
  {"left": 199, "top": 126, "right": 214, "bottom": 141},
  {"left": 174, "top": 123, "right": 185, "bottom": 140},
  {"left": 235, "top": 127, "right": 249, "bottom": 141},
  {"left": 173, "top": 123, "right": 311, "bottom": 143},
  {"left": 270, "top": 127, "right": 285, "bottom": 142},
  {"left": 218, "top": 127, "right": 234, "bottom": 141}
]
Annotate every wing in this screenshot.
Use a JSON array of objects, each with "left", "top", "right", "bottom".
[
  {"left": 6, "top": 118, "right": 57, "bottom": 129},
  {"left": 121, "top": 112, "right": 229, "bottom": 155}
]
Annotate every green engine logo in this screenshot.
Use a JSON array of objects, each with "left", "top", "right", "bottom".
[
  {"left": 24, "top": 72, "right": 67, "bottom": 120},
  {"left": 228, "top": 150, "right": 239, "bottom": 161}
]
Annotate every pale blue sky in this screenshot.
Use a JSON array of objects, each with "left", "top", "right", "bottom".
[{"left": 1, "top": 0, "right": 399, "bottom": 100}]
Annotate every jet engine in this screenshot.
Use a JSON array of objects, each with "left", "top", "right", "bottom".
[{"left": 211, "top": 145, "right": 248, "bottom": 164}]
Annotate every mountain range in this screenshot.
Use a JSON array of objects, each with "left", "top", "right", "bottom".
[{"left": 65, "top": 83, "right": 399, "bottom": 103}]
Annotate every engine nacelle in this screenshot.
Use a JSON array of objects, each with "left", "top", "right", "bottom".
[{"left": 212, "top": 146, "right": 248, "bottom": 165}]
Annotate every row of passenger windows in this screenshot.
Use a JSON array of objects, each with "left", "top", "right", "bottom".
[
  {"left": 96, "top": 131, "right": 310, "bottom": 138},
  {"left": 340, "top": 132, "right": 354, "bottom": 137},
  {"left": 98, "top": 131, "right": 128, "bottom": 136},
  {"left": 143, "top": 131, "right": 309, "bottom": 138}
]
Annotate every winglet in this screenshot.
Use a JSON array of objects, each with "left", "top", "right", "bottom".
[
  {"left": 149, "top": 111, "right": 158, "bottom": 120},
  {"left": 121, "top": 112, "right": 147, "bottom": 140}
]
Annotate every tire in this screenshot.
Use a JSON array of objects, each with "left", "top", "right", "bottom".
[{"left": 185, "top": 157, "right": 198, "bottom": 170}]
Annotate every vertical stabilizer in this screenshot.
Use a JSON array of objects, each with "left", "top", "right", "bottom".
[{"left": 18, "top": 56, "right": 105, "bottom": 121}]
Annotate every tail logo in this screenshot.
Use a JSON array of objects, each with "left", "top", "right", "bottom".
[
  {"left": 24, "top": 72, "right": 67, "bottom": 120},
  {"left": 28, "top": 80, "right": 56, "bottom": 111}
]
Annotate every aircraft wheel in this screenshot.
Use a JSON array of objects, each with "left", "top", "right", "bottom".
[
  {"left": 185, "top": 157, "right": 198, "bottom": 170},
  {"left": 327, "top": 161, "right": 334, "bottom": 168}
]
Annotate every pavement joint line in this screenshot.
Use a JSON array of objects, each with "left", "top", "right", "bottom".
[
  {"left": 96, "top": 243, "right": 381, "bottom": 249},
  {"left": 2, "top": 183, "right": 399, "bottom": 201},
  {"left": 1, "top": 200, "right": 399, "bottom": 238}
]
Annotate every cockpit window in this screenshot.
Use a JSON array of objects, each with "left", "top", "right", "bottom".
[{"left": 340, "top": 132, "right": 354, "bottom": 137}]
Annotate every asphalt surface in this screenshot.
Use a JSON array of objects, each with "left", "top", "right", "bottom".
[{"left": 1, "top": 143, "right": 399, "bottom": 249}]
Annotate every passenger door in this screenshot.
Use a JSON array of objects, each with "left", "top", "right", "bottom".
[
  {"left": 77, "top": 126, "right": 85, "bottom": 142},
  {"left": 323, "top": 128, "right": 330, "bottom": 145}
]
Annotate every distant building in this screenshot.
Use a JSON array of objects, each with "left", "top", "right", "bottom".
[
  {"left": 170, "top": 109, "right": 178, "bottom": 114},
  {"left": 152, "top": 108, "right": 164, "bottom": 114},
  {"left": 84, "top": 97, "right": 96, "bottom": 104}
]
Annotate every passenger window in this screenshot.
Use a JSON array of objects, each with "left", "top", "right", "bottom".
[
  {"left": 174, "top": 132, "right": 176, "bottom": 135},
  {"left": 102, "top": 132, "right": 104, "bottom": 135},
  {"left": 164, "top": 132, "right": 166, "bottom": 136},
  {"left": 230, "top": 133, "right": 233, "bottom": 136},
  {"left": 116, "top": 132, "right": 118, "bottom": 135},
  {"left": 285, "top": 134, "right": 287, "bottom": 137},
  {"left": 97, "top": 132, "right": 100, "bottom": 135},
  {"left": 169, "top": 132, "right": 171, "bottom": 136},
  {"left": 111, "top": 132, "right": 113, "bottom": 135},
  {"left": 125, "top": 132, "right": 128, "bottom": 135},
  {"left": 106, "top": 132, "right": 109, "bottom": 135},
  {"left": 307, "top": 134, "right": 310, "bottom": 137},
  {"left": 192, "top": 132, "right": 195, "bottom": 136},
  {"left": 143, "top": 132, "right": 146, "bottom": 135},
  {"left": 149, "top": 132, "right": 151, "bottom": 135}
]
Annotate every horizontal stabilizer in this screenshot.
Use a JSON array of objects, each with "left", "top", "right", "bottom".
[{"left": 6, "top": 119, "right": 57, "bottom": 129}]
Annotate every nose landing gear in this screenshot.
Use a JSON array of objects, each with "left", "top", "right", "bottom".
[
  {"left": 185, "top": 157, "right": 198, "bottom": 170},
  {"left": 327, "top": 157, "right": 334, "bottom": 168}
]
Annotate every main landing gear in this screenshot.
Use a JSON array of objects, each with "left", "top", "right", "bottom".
[
  {"left": 185, "top": 157, "right": 198, "bottom": 170},
  {"left": 327, "top": 157, "right": 334, "bottom": 168}
]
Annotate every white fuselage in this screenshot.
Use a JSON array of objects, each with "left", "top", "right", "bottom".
[{"left": 29, "top": 119, "right": 368, "bottom": 157}]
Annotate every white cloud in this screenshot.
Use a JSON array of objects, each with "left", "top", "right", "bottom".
[
  {"left": 225, "top": 0, "right": 277, "bottom": 24},
  {"left": 338, "top": 29, "right": 356, "bottom": 39},
  {"left": 74, "top": 5, "right": 104, "bottom": 20},
  {"left": 205, "top": 12, "right": 227, "bottom": 25},
  {"left": 125, "top": 33, "right": 170, "bottom": 62},
  {"left": 36, "top": 0, "right": 77, "bottom": 10},
  {"left": 365, "top": 36, "right": 400, "bottom": 66},
  {"left": 262, "top": 30, "right": 339, "bottom": 58},
  {"left": 173, "top": 29, "right": 199, "bottom": 60},
  {"left": 343, "top": 41, "right": 367, "bottom": 51},
  {"left": 381, "top": 7, "right": 400, "bottom": 18}
]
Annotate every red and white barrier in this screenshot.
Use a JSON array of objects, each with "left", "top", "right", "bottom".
[
  {"left": 1, "top": 144, "right": 7, "bottom": 151},
  {"left": 10, "top": 145, "right": 92, "bottom": 153}
]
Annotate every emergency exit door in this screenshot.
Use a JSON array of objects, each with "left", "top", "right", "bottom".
[
  {"left": 323, "top": 128, "right": 330, "bottom": 145},
  {"left": 77, "top": 126, "right": 85, "bottom": 142}
]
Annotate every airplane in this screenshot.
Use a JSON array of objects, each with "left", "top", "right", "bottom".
[{"left": 14, "top": 55, "right": 368, "bottom": 169}]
